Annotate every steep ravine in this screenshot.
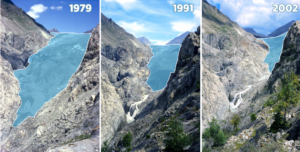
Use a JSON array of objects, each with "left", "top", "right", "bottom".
[{"left": 101, "top": 11, "right": 200, "bottom": 150}]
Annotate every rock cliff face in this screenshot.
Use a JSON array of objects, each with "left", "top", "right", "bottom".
[
  {"left": 101, "top": 12, "right": 200, "bottom": 150},
  {"left": 1, "top": 24, "right": 100, "bottom": 152},
  {"left": 202, "top": 0, "right": 270, "bottom": 128}
]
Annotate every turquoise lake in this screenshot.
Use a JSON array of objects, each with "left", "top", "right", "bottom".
[
  {"left": 147, "top": 45, "right": 181, "bottom": 91},
  {"left": 262, "top": 33, "right": 287, "bottom": 72},
  {"left": 13, "top": 33, "right": 90, "bottom": 126}
]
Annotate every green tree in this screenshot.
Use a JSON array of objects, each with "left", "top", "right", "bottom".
[
  {"left": 230, "top": 114, "right": 240, "bottom": 132},
  {"left": 270, "top": 112, "right": 289, "bottom": 133},
  {"left": 250, "top": 113, "right": 257, "bottom": 122},
  {"left": 122, "top": 132, "right": 132, "bottom": 150},
  {"left": 273, "top": 71, "right": 300, "bottom": 121},
  {"left": 164, "top": 119, "right": 191, "bottom": 152},
  {"left": 203, "top": 117, "right": 226, "bottom": 148},
  {"left": 101, "top": 140, "right": 112, "bottom": 152}
]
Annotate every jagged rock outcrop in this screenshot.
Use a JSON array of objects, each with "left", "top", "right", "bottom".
[
  {"left": 202, "top": 0, "right": 270, "bottom": 128},
  {"left": 0, "top": 0, "right": 52, "bottom": 142},
  {"left": 268, "top": 21, "right": 300, "bottom": 91},
  {"left": 1, "top": 19, "right": 100, "bottom": 152}
]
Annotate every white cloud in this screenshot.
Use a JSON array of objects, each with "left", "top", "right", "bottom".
[
  {"left": 208, "top": 0, "right": 300, "bottom": 35},
  {"left": 167, "top": 1, "right": 174, "bottom": 5},
  {"left": 117, "top": 21, "right": 149, "bottom": 35},
  {"left": 193, "top": 5, "right": 201, "bottom": 24},
  {"left": 50, "top": 6, "right": 63, "bottom": 10},
  {"left": 105, "top": 0, "right": 137, "bottom": 11},
  {"left": 105, "top": 0, "right": 172, "bottom": 16},
  {"left": 60, "top": 1, "right": 65, "bottom": 4},
  {"left": 27, "top": 4, "right": 47, "bottom": 19},
  {"left": 171, "top": 21, "right": 197, "bottom": 32}
]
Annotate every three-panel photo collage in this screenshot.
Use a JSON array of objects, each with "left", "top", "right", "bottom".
[{"left": 1, "top": 0, "right": 300, "bottom": 151}]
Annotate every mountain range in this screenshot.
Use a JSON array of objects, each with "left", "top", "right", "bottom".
[
  {"left": 268, "top": 20, "right": 296, "bottom": 37},
  {"left": 243, "top": 27, "right": 268, "bottom": 38},
  {"left": 48, "top": 28, "right": 59, "bottom": 33}
]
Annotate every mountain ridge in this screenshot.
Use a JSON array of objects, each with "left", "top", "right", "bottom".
[
  {"left": 166, "top": 31, "right": 190, "bottom": 45},
  {"left": 268, "top": 20, "right": 296, "bottom": 37},
  {"left": 137, "top": 36, "right": 152, "bottom": 45}
]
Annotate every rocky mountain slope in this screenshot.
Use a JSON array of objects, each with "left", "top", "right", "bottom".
[
  {"left": 48, "top": 28, "right": 59, "bottom": 33},
  {"left": 137, "top": 36, "right": 152, "bottom": 45},
  {"left": 166, "top": 31, "right": 190, "bottom": 45},
  {"left": 243, "top": 27, "right": 267, "bottom": 38},
  {"left": 268, "top": 20, "right": 295, "bottom": 37},
  {"left": 202, "top": 0, "right": 270, "bottom": 129},
  {"left": 101, "top": 12, "right": 200, "bottom": 151}
]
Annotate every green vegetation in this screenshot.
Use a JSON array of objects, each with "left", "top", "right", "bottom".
[
  {"left": 164, "top": 119, "right": 192, "bottom": 152},
  {"left": 146, "top": 134, "right": 150, "bottom": 139},
  {"left": 270, "top": 112, "right": 289, "bottom": 133},
  {"left": 250, "top": 113, "right": 257, "bottom": 122},
  {"left": 61, "top": 134, "right": 92, "bottom": 146},
  {"left": 203, "top": 118, "right": 227, "bottom": 147},
  {"left": 230, "top": 114, "right": 241, "bottom": 132},
  {"left": 265, "top": 71, "right": 300, "bottom": 118},
  {"left": 101, "top": 140, "right": 112, "bottom": 152},
  {"left": 264, "top": 72, "right": 300, "bottom": 132},
  {"left": 251, "top": 130, "right": 256, "bottom": 138},
  {"left": 123, "top": 132, "right": 132, "bottom": 151}
]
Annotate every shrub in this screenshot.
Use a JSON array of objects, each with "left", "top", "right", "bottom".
[
  {"left": 123, "top": 132, "right": 132, "bottom": 148},
  {"left": 164, "top": 119, "right": 192, "bottom": 152},
  {"left": 230, "top": 114, "right": 241, "bottom": 132},
  {"left": 270, "top": 112, "right": 289, "bottom": 133},
  {"left": 101, "top": 140, "right": 112, "bottom": 152},
  {"left": 146, "top": 134, "right": 150, "bottom": 139},
  {"left": 203, "top": 117, "right": 227, "bottom": 147},
  {"left": 250, "top": 113, "right": 257, "bottom": 122}
]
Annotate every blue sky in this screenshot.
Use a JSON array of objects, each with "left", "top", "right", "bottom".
[
  {"left": 12, "top": 0, "right": 99, "bottom": 33},
  {"left": 102, "top": 0, "right": 200, "bottom": 45},
  {"left": 207, "top": 0, "right": 300, "bottom": 35}
]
